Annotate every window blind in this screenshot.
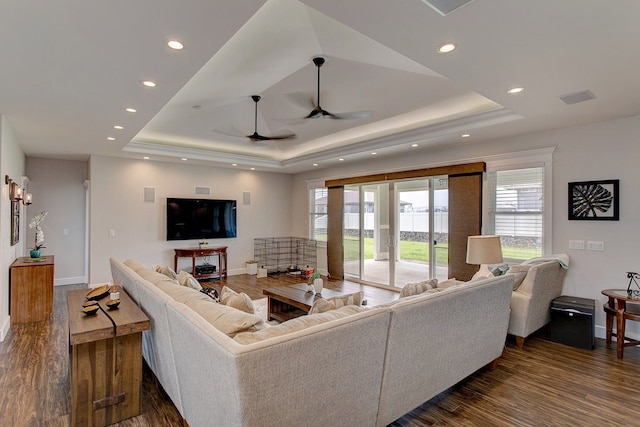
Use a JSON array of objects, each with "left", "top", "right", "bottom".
[{"left": 487, "top": 167, "right": 544, "bottom": 260}]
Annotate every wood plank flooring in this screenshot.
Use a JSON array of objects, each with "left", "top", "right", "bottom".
[{"left": 1, "top": 275, "right": 639, "bottom": 426}]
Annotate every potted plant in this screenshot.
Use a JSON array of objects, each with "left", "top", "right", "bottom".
[
  {"left": 309, "top": 271, "right": 323, "bottom": 295},
  {"left": 28, "top": 211, "right": 47, "bottom": 258}
]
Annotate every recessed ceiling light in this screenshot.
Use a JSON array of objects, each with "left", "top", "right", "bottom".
[
  {"left": 125, "top": 107, "right": 137, "bottom": 113},
  {"left": 507, "top": 87, "right": 524, "bottom": 94},
  {"left": 114, "top": 125, "right": 123, "bottom": 130},
  {"left": 167, "top": 40, "right": 184, "bottom": 50},
  {"left": 250, "top": 167, "right": 255, "bottom": 170},
  {"left": 142, "top": 80, "right": 156, "bottom": 88},
  {"left": 371, "top": 152, "right": 377, "bottom": 155},
  {"left": 461, "top": 133, "right": 470, "bottom": 138},
  {"left": 231, "top": 163, "right": 238, "bottom": 167},
  {"left": 338, "top": 158, "right": 344, "bottom": 162},
  {"left": 312, "top": 163, "right": 318, "bottom": 167},
  {"left": 107, "top": 137, "right": 115, "bottom": 141},
  {"left": 411, "top": 143, "right": 419, "bottom": 147},
  {"left": 437, "top": 43, "right": 456, "bottom": 53},
  {"left": 143, "top": 156, "right": 149, "bottom": 160},
  {"left": 181, "top": 158, "right": 187, "bottom": 161}
]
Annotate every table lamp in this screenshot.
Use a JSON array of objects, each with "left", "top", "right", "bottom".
[{"left": 466, "top": 235, "right": 503, "bottom": 280}]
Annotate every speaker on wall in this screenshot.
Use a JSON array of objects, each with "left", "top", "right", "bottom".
[
  {"left": 143, "top": 186, "right": 156, "bottom": 203},
  {"left": 243, "top": 191, "right": 251, "bottom": 205}
]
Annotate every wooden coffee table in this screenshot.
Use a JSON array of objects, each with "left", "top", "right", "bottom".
[{"left": 263, "top": 283, "right": 346, "bottom": 322}]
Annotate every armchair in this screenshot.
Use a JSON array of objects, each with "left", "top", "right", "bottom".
[{"left": 507, "top": 257, "right": 569, "bottom": 349}]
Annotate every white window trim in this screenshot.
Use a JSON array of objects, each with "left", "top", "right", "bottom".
[
  {"left": 483, "top": 147, "right": 554, "bottom": 256},
  {"left": 307, "top": 179, "right": 328, "bottom": 242}
]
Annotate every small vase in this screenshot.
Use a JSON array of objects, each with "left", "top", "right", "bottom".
[
  {"left": 30, "top": 250, "right": 41, "bottom": 259},
  {"left": 313, "top": 278, "right": 323, "bottom": 295}
]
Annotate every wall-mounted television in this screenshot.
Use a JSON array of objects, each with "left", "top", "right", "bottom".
[{"left": 166, "top": 198, "right": 237, "bottom": 240}]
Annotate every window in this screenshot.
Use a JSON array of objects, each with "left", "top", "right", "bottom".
[
  {"left": 487, "top": 167, "right": 544, "bottom": 261},
  {"left": 309, "top": 187, "right": 328, "bottom": 241}
]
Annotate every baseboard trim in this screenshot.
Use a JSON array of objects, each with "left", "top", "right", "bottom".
[
  {"left": 0, "top": 315, "right": 10, "bottom": 342},
  {"left": 54, "top": 276, "right": 87, "bottom": 286}
]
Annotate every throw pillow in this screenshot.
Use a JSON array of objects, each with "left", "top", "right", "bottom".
[
  {"left": 308, "top": 291, "right": 364, "bottom": 314},
  {"left": 491, "top": 264, "right": 510, "bottom": 276},
  {"left": 220, "top": 286, "right": 255, "bottom": 314},
  {"left": 234, "top": 305, "right": 366, "bottom": 344},
  {"left": 399, "top": 278, "right": 438, "bottom": 298},
  {"left": 437, "top": 278, "right": 458, "bottom": 289},
  {"left": 186, "top": 298, "right": 265, "bottom": 337},
  {"left": 177, "top": 271, "right": 202, "bottom": 291},
  {"left": 506, "top": 265, "right": 531, "bottom": 290},
  {"left": 153, "top": 264, "right": 178, "bottom": 280}
]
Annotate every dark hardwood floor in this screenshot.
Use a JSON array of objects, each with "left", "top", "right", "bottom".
[{"left": 1, "top": 274, "right": 639, "bottom": 426}]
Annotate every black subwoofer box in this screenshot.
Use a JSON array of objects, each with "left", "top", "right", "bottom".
[{"left": 550, "top": 295, "right": 595, "bottom": 350}]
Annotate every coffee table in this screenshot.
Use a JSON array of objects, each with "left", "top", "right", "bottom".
[{"left": 263, "top": 283, "right": 345, "bottom": 322}]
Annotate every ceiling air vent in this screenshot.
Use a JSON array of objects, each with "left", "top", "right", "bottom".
[
  {"left": 195, "top": 186, "right": 211, "bottom": 196},
  {"left": 421, "top": 0, "right": 474, "bottom": 16},
  {"left": 559, "top": 90, "right": 595, "bottom": 105}
]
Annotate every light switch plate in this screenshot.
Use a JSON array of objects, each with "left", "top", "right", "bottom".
[
  {"left": 569, "top": 240, "right": 585, "bottom": 250},
  {"left": 586, "top": 240, "right": 604, "bottom": 251}
]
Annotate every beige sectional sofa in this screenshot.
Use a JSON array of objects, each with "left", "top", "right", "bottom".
[{"left": 110, "top": 258, "right": 514, "bottom": 427}]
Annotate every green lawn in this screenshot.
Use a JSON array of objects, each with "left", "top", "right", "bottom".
[{"left": 343, "top": 236, "right": 538, "bottom": 263}]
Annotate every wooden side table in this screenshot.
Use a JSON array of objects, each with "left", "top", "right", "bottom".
[
  {"left": 67, "top": 288, "right": 149, "bottom": 427},
  {"left": 174, "top": 246, "right": 228, "bottom": 280},
  {"left": 10, "top": 256, "right": 54, "bottom": 324},
  {"left": 601, "top": 289, "right": 640, "bottom": 359}
]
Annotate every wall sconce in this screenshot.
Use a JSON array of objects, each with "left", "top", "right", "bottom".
[{"left": 5, "top": 175, "right": 32, "bottom": 204}]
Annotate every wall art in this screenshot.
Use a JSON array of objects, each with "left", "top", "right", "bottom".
[{"left": 568, "top": 179, "right": 619, "bottom": 221}]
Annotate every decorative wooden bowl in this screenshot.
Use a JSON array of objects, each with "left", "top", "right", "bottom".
[
  {"left": 82, "top": 300, "right": 99, "bottom": 308},
  {"left": 106, "top": 299, "right": 120, "bottom": 310},
  {"left": 86, "top": 284, "right": 111, "bottom": 301},
  {"left": 82, "top": 305, "right": 99, "bottom": 315}
]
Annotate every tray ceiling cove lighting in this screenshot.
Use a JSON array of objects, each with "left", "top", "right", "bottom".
[{"left": 466, "top": 235, "right": 503, "bottom": 279}]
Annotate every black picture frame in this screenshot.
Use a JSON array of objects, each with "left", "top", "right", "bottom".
[
  {"left": 568, "top": 179, "right": 619, "bottom": 221},
  {"left": 11, "top": 200, "right": 20, "bottom": 245}
]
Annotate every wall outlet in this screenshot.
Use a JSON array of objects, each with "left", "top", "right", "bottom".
[
  {"left": 568, "top": 240, "right": 585, "bottom": 250},
  {"left": 586, "top": 240, "right": 604, "bottom": 251},
  {"left": 109, "top": 229, "right": 115, "bottom": 238}
]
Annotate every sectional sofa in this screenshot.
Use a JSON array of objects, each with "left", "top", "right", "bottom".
[{"left": 110, "top": 257, "right": 514, "bottom": 427}]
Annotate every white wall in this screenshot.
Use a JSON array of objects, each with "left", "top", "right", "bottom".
[
  {"left": 291, "top": 114, "right": 640, "bottom": 339},
  {"left": 88, "top": 155, "right": 293, "bottom": 282},
  {"left": 0, "top": 116, "right": 26, "bottom": 341},
  {"left": 26, "top": 157, "right": 88, "bottom": 284}
]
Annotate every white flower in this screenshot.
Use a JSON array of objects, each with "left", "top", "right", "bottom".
[{"left": 29, "top": 211, "right": 47, "bottom": 229}]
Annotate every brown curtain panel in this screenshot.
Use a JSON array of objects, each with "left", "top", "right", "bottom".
[
  {"left": 327, "top": 186, "right": 344, "bottom": 279},
  {"left": 448, "top": 172, "right": 483, "bottom": 281}
]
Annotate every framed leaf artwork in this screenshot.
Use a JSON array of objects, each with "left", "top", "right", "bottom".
[{"left": 568, "top": 179, "right": 619, "bottom": 221}]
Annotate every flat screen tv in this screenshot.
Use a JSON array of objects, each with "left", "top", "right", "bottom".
[{"left": 166, "top": 198, "right": 237, "bottom": 240}]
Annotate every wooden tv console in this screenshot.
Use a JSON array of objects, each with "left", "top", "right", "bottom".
[{"left": 174, "top": 246, "right": 228, "bottom": 280}]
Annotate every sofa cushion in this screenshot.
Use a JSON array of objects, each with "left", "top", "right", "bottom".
[
  {"left": 399, "top": 279, "right": 438, "bottom": 298},
  {"left": 308, "top": 291, "right": 364, "bottom": 314},
  {"left": 437, "top": 278, "right": 458, "bottom": 289},
  {"left": 177, "top": 271, "right": 202, "bottom": 291},
  {"left": 186, "top": 298, "right": 265, "bottom": 337},
  {"left": 124, "top": 259, "right": 151, "bottom": 274},
  {"left": 153, "top": 264, "right": 178, "bottom": 280},
  {"left": 233, "top": 305, "right": 366, "bottom": 344},
  {"left": 220, "top": 286, "right": 255, "bottom": 314},
  {"left": 506, "top": 265, "right": 531, "bottom": 290},
  {"left": 156, "top": 279, "right": 212, "bottom": 304},
  {"left": 135, "top": 266, "right": 180, "bottom": 287}
]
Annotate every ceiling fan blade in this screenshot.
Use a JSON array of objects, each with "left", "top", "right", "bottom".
[
  {"left": 212, "top": 127, "right": 247, "bottom": 139},
  {"left": 247, "top": 131, "right": 296, "bottom": 142},
  {"left": 285, "top": 92, "right": 315, "bottom": 111},
  {"left": 329, "top": 110, "right": 374, "bottom": 120},
  {"left": 296, "top": 56, "right": 373, "bottom": 121}
]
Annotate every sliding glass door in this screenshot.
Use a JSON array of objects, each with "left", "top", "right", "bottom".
[{"left": 344, "top": 177, "right": 449, "bottom": 288}]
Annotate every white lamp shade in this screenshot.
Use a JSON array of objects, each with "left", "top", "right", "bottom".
[{"left": 466, "top": 235, "right": 503, "bottom": 265}]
